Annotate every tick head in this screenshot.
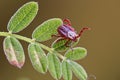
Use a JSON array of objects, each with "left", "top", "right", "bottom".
[{"left": 67, "top": 31, "right": 78, "bottom": 40}]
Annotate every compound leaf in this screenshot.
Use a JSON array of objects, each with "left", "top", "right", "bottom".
[
  {"left": 7, "top": 1, "right": 38, "bottom": 33},
  {"left": 3, "top": 36, "right": 25, "bottom": 68},
  {"left": 32, "top": 18, "right": 63, "bottom": 42},
  {"left": 28, "top": 43, "right": 47, "bottom": 73},
  {"left": 65, "top": 47, "right": 87, "bottom": 60}
]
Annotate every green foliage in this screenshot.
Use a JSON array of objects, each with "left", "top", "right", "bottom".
[
  {"left": 52, "top": 38, "right": 79, "bottom": 52},
  {"left": 47, "top": 53, "right": 62, "bottom": 80},
  {"left": 7, "top": 1, "right": 38, "bottom": 33},
  {"left": 0, "top": 1, "right": 92, "bottom": 80},
  {"left": 28, "top": 43, "right": 47, "bottom": 73},
  {"left": 69, "top": 60, "right": 88, "bottom": 80},
  {"left": 52, "top": 38, "right": 70, "bottom": 52},
  {"left": 3, "top": 36, "right": 25, "bottom": 68},
  {"left": 62, "top": 60, "right": 72, "bottom": 80},
  {"left": 32, "top": 18, "right": 63, "bottom": 42},
  {"left": 65, "top": 47, "right": 87, "bottom": 60}
]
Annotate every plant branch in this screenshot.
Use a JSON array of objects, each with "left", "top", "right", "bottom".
[
  {"left": 0, "top": 31, "right": 65, "bottom": 59},
  {"left": 0, "top": 32, "right": 33, "bottom": 43}
]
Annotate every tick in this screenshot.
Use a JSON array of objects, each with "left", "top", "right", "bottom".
[{"left": 52, "top": 19, "right": 90, "bottom": 46}]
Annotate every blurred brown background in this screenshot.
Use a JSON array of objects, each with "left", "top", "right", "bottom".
[{"left": 0, "top": 0, "right": 120, "bottom": 80}]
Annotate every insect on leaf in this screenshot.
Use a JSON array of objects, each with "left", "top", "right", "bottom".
[
  {"left": 7, "top": 1, "right": 38, "bottom": 33},
  {"left": 32, "top": 18, "right": 63, "bottom": 42},
  {"left": 28, "top": 43, "right": 47, "bottom": 73},
  {"left": 65, "top": 47, "right": 87, "bottom": 60},
  {"left": 52, "top": 38, "right": 70, "bottom": 52},
  {"left": 47, "top": 53, "right": 62, "bottom": 80},
  {"left": 62, "top": 60, "right": 72, "bottom": 80},
  {"left": 3, "top": 36, "right": 25, "bottom": 68},
  {"left": 68, "top": 60, "right": 88, "bottom": 80},
  {"left": 52, "top": 38, "right": 80, "bottom": 52}
]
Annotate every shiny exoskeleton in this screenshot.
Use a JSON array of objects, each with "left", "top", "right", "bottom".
[{"left": 52, "top": 19, "right": 90, "bottom": 46}]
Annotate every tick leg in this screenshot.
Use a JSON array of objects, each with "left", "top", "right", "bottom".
[
  {"left": 63, "top": 19, "right": 71, "bottom": 26},
  {"left": 76, "top": 27, "right": 91, "bottom": 38},
  {"left": 64, "top": 39, "right": 71, "bottom": 47},
  {"left": 64, "top": 40, "right": 74, "bottom": 51}
]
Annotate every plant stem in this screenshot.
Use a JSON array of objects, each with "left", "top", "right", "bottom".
[
  {"left": 56, "top": 53, "right": 65, "bottom": 60},
  {"left": 0, "top": 32, "right": 33, "bottom": 43},
  {"left": 0, "top": 31, "right": 65, "bottom": 59}
]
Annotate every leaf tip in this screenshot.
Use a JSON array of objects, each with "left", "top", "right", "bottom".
[
  {"left": 28, "top": 1, "right": 39, "bottom": 8},
  {"left": 10, "top": 60, "right": 24, "bottom": 69},
  {"left": 28, "top": 1, "right": 38, "bottom": 5}
]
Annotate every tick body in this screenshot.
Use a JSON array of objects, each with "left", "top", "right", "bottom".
[
  {"left": 52, "top": 19, "right": 90, "bottom": 46},
  {"left": 57, "top": 24, "right": 77, "bottom": 41}
]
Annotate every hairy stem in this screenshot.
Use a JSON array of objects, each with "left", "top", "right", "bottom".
[
  {"left": 0, "top": 32, "right": 33, "bottom": 43},
  {"left": 0, "top": 32, "right": 65, "bottom": 59}
]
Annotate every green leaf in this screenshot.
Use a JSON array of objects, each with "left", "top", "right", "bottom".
[
  {"left": 3, "top": 36, "right": 25, "bottom": 68},
  {"left": 68, "top": 60, "right": 88, "bottom": 80},
  {"left": 65, "top": 47, "right": 87, "bottom": 60},
  {"left": 28, "top": 43, "right": 47, "bottom": 73},
  {"left": 52, "top": 38, "right": 70, "bottom": 52},
  {"left": 47, "top": 53, "right": 62, "bottom": 80},
  {"left": 7, "top": 1, "right": 38, "bottom": 33},
  {"left": 62, "top": 60, "right": 72, "bottom": 80},
  {"left": 32, "top": 18, "right": 63, "bottom": 42},
  {"left": 52, "top": 38, "right": 79, "bottom": 52}
]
